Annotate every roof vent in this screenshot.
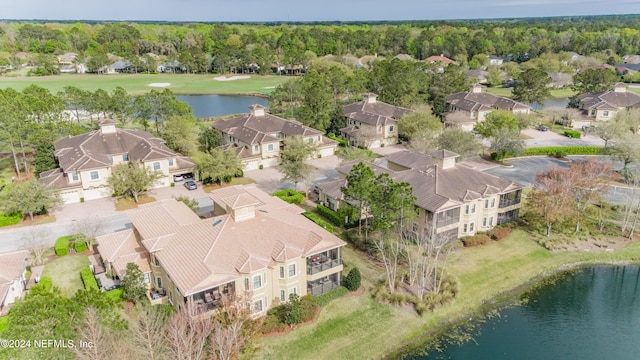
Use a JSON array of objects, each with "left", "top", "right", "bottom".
[{"left": 213, "top": 219, "right": 222, "bottom": 227}]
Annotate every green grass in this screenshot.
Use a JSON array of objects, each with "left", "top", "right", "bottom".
[
  {"left": 0, "top": 73, "right": 291, "bottom": 95},
  {"left": 41, "top": 255, "right": 90, "bottom": 297},
  {"left": 0, "top": 157, "right": 15, "bottom": 186},
  {"left": 259, "top": 232, "right": 640, "bottom": 360}
]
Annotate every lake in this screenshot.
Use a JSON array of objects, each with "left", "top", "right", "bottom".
[
  {"left": 413, "top": 265, "right": 640, "bottom": 360},
  {"left": 176, "top": 94, "right": 268, "bottom": 118},
  {"left": 532, "top": 97, "right": 569, "bottom": 110}
]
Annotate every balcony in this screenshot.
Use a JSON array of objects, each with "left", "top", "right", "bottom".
[
  {"left": 308, "top": 275, "right": 341, "bottom": 296},
  {"left": 147, "top": 288, "right": 168, "bottom": 305},
  {"left": 191, "top": 282, "right": 235, "bottom": 314},
  {"left": 499, "top": 191, "right": 522, "bottom": 209}
]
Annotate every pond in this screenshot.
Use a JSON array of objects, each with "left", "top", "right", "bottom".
[
  {"left": 176, "top": 94, "right": 268, "bottom": 118},
  {"left": 412, "top": 265, "right": 640, "bottom": 360},
  {"left": 531, "top": 97, "right": 569, "bottom": 110}
]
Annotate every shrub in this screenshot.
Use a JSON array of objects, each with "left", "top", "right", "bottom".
[
  {"left": 554, "top": 150, "right": 567, "bottom": 158},
  {"left": 170, "top": 182, "right": 175, "bottom": 187},
  {"left": 519, "top": 146, "right": 604, "bottom": 157},
  {"left": 327, "top": 133, "right": 347, "bottom": 147},
  {"left": 0, "top": 212, "right": 22, "bottom": 227},
  {"left": 344, "top": 267, "right": 362, "bottom": 291},
  {"left": 461, "top": 233, "right": 491, "bottom": 247},
  {"left": 74, "top": 236, "right": 88, "bottom": 253},
  {"left": 259, "top": 164, "right": 264, "bottom": 170},
  {"left": 564, "top": 129, "right": 581, "bottom": 138},
  {"left": 300, "top": 295, "right": 319, "bottom": 321},
  {"left": 316, "top": 204, "right": 345, "bottom": 226},
  {"left": 235, "top": 168, "right": 244, "bottom": 177},
  {"left": 80, "top": 197, "right": 85, "bottom": 203},
  {"left": 271, "top": 189, "right": 304, "bottom": 204},
  {"left": 261, "top": 314, "right": 287, "bottom": 334},
  {"left": 283, "top": 294, "right": 303, "bottom": 326},
  {"left": 303, "top": 212, "right": 334, "bottom": 232},
  {"left": 314, "top": 286, "right": 348, "bottom": 307},
  {"left": 55, "top": 235, "right": 71, "bottom": 256},
  {"left": 37, "top": 276, "right": 53, "bottom": 291},
  {"left": 0, "top": 315, "right": 7, "bottom": 333},
  {"left": 491, "top": 227, "right": 511, "bottom": 241},
  {"left": 80, "top": 267, "right": 99, "bottom": 290},
  {"left": 105, "top": 288, "right": 124, "bottom": 302}
]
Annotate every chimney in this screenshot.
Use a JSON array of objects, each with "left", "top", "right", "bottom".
[
  {"left": 614, "top": 83, "right": 627, "bottom": 93},
  {"left": 99, "top": 119, "right": 117, "bottom": 134},
  {"left": 430, "top": 149, "right": 459, "bottom": 170},
  {"left": 249, "top": 104, "right": 266, "bottom": 117},
  {"left": 471, "top": 84, "right": 482, "bottom": 94},
  {"left": 363, "top": 93, "right": 378, "bottom": 104}
]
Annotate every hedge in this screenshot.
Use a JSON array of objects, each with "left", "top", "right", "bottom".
[
  {"left": 55, "top": 235, "right": 72, "bottom": 256},
  {"left": 105, "top": 288, "right": 124, "bottom": 302},
  {"left": 498, "top": 146, "right": 605, "bottom": 160},
  {"left": 316, "top": 205, "right": 345, "bottom": 227},
  {"left": 314, "top": 286, "right": 348, "bottom": 307},
  {"left": 564, "top": 129, "right": 581, "bottom": 138},
  {"left": 80, "top": 267, "right": 99, "bottom": 290},
  {"left": 73, "top": 235, "right": 88, "bottom": 253},
  {"left": 303, "top": 212, "right": 334, "bottom": 232},
  {"left": 327, "top": 133, "right": 347, "bottom": 147},
  {"left": 461, "top": 233, "right": 491, "bottom": 247},
  {"left": 0, "top": 212, "right": 22, "bottom": 227},
  {"left": 271, "top": 189, "right": 304, "bottom": 204},
  {"left": 0, "top": 316, "right": 7, "bottom": 334}
]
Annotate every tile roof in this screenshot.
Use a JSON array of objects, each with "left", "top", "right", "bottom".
[
  {"left": 447, "top": 87, "right": 531, "bottom": 112},
  {"left": 99, "top": 185, "right": 345, "bottom": 296},
  {"left": 53, "top": 125, "right": 194, "bottom": 173},
  {"left": 96, "top": 230, "right": 151, "bottom": 278},
  {"left": 576, "top": 84, "right": 640, "bottom": 109},
  {"left": 0, "top": 250, "right": 29, "bottom": 304},
  {"left": 343, "top": 96, "right": 412, "bottom": 126},
  {"left": 385, "top": 150, "right": 435, "bottom": 170}
]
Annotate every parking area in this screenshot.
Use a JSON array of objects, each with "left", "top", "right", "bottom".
[{"left": 522, "top": 128, "right": 604, "bottom": 147}]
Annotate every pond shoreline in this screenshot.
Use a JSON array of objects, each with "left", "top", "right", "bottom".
[{"left": 388, "top": 259, "right": 640, "bottom": 359}]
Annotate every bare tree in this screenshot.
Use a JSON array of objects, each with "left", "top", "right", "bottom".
[
  {"left": 570, "top": 159, "right": 614, "bottom": 232},
  {"left": 72, "top": 217, "right": 106, "bottom": 250},
  {"left": 210, "top": 293, "right": 257, "bottom": 360},
  {"left": 74, "top": 307, "right": 114, "bottom": 360},
  {"left": 131, "top": 305, "right": 170, "bottom": 360},
  {"left": 530, "top": 167, "right": 579, "bottom": 236},
  {"left": 165, "top": 305, "right": 213, "bottom": 360},
  {"left": 22, "top": 228, "right": 49, "bottom": 266}
]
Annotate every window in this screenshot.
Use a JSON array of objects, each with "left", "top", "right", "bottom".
[
  {"left": 603, "top": 111, "right": 609, "bottom": 117},
  {"left": 288, "top": 287, "right": 297, "bottom": 296},
  {"left": 123, "top": 153, "right": 129, "bottom": 161},
  {"left": 153, "top": 162, "right": 160, "bottom": 170},
  {"left": 154, "top": 255, "right": 160, "bottom": 266},
  {"left": 253, "top": 275, "right": 262, "bottom": 290},
  {"left": 168, "top": 158, "right": 174, "bottom": 167},
  {"left": 389, "top": 125, "right": 395, "bottom": 132},
  {"left": 412, "top": 223, "right": 419, "bottom": 232},
  {"left": 244, "top": 278, "right": 250, "bottom": 291},
  {"left": 466, "top": 204, "right": 475, "bottom": 214},
  {"left": 107, "top": 155, "right": 113, "bottom": 164},
  {"left": 279, "top": 266, "right": 285, "bottom": 278},
  {"left": 143, "top": 273, "right": 150, "bottom": 284},
  {"left": 463, "top": 224, "right": 467, "bottom": 232},
  {"left": 483, "top": 217, "right": 487, "bottom": 227},
  {"left": 288, "top": 264, "right": 296, "bottom": 277},
  {"left": 156, "top": 277, "right": 163, "bottom": 289},
  {"left": 471, "top": 204, "right": 476, "bottom": 213},
  {"left": 254, "top": 145, "right": 259, "bottom": 152},
  {"left": 308, "top": 138, "right": 314, "bottom": 144},
  {"left": 377, "top": 125, "right": 382, "bottom": 133},
  {"left": 275, "top": 133, "right": 281, "bottom": 138},
  {"left": 268, "top": 144, "right": 274, "bottom": 152},
  {"left": 253, "top": 299, "right": 263, "bottom": 314},
  {"left": 317, "top": 136, "right": 321, "bottom": 142},
  {"left": 489, "top": 216, "right": 493, "bottom": 226},
  {"left": 90, "top": 171, "right": 99, "bottom": 180},
  {"left": 491, "top": 198, "right": 495, "bottom": 208},
  {"left": 469, "top": 223, "right": 475, "bottom": 232},
  {"left": 485, "top": 199, "right": 489, "bottom": 209},
  {"left": 71, "top": 173, "right": 79, "bottom": 181},
  {"left": 465, "top": 205, "right": 469, "bottom": 214},
  {"left": 280, "top": 290, "right": 286, "bottom": 302}
]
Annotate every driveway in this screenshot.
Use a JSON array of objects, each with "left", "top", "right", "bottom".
[
  {"left": 522, "top": 128, "right": 604, "bottom": 148},
  {"left": 484, "top": 156, "right": 636, "bottom": 204}
]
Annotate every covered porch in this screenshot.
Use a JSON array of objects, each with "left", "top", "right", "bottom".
[
  {"left": 306, "top": 248, "right": 342, "bottom": 275},
  {"left": 307, "top": 273, "right": 341, "bottom": 296},
  {"left": 190, "top": 282, "right": 235, "bottom": 313}
]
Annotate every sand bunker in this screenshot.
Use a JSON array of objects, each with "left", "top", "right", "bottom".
[
  {"left": 148, "top": 83, "right": 171, "bottom": 87},
  {"left": 263, "top": 86, "right": 276, "bottom": 89},
  {"left": 213, "top": 75, "right": 251, "bottom": 81}
]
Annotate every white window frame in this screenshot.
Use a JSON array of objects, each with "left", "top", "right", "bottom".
[
  {"left": 253, "top": 299, "right": 263, "bottom": 314},
  {"left": 267, "top": 144, "right": 274, "bottom": 152},
  {"left": 122, "top": 153, "right": 129, "bottom": 161},
  {"left": 254, "top": 145, "right": 259, "bottom": 152},
  {"left": 279, "top": 266, "right": 285, "bottom": 279},
  {"left": 143, "top": 273, "right": 150, "bottom": 284},
  {"left": 483, "top": 217, "right": 487, "bottom": 227},
  {"left": 389, "top": 125, "right": 395, "bottom": 132},
  {"left": 71, "top": 172, "right": 79, "bottom": 181},
  {"left": 280, "top": 290, "right": 286, "bottom": 302},
  {"left": 491, "top": 198, "right": 495, "bottom": 208},
  {"left": 168, "top": 158, "right": 174, "bottom": 167},
  {"left": 288, "top": 287, "right": 297, "bottom": 296},
  {"left": 156, "top": 277, "right": 163, "bottom": 289},
  {"left": 90, "top": 171, "right": 99, "bottom": 180},
  {"left": 153, "top": 162, "right": 161, "bottom": 171},
  {"left": 253, "top": 274, "right": 262, "bottom": 290},
  {"left": 288, "top": 263, "right": 296, "bottom": 277},
  {"left": 469, "top": 223, "right": 475, "bottom": 232},
  {"left": 489, "top": 216, "right": 493, "bottom": 226}
]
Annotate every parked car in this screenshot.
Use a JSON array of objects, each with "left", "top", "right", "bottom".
[
  {"left": 312, "top": 185, "right": 320, "bottom": 194},
  {"left": 538, "top": 125, "right": 549, "bottom": 132},
  {"left": 173, "top": 175, "right": 184, "bottom": 182},
  {"left": 184, "top": 180, "right": 197, "bottom": 190}
]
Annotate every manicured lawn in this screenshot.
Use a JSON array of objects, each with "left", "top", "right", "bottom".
[
  {"left": 41, "top": 255, "right": 90, "bottom": 297},
  {"left": 259, "top": 231, "right": 640, "bottom": 359},
  {"left": 0, "top": 73, "right": 290, "bottom": 95}
]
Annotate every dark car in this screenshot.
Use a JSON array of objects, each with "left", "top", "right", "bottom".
[
  {"left": 538, "top": 125, "right": 549, "bottom": 132},
  {"left": 184, "top": 180, "right": 197, "bottom": 190}
]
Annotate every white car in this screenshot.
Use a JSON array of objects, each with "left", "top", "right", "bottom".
[{"left": 173, "top": 175, "right": 184, "bottom": 182}]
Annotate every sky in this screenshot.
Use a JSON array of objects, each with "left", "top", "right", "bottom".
[{"left": 2, "top": 0, "right": 640, "bottom": 22}]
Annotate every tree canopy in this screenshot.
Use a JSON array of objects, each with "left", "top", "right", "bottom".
[{"left": 107, "top": 161, "right": 162, "bottom": 203}]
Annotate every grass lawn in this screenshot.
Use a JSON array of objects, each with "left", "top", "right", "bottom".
[
  {"left": 259, "top": 231, "right": 640, "bottom": 359},
  {"left": 42, "top": 255, "right": 90, "bottom": 297},
  {"left": 202, "top": 177, "right": 255, "bottom": 193},
  {"left": 0, "top": 73, "right": 290, "bottom": 95},
  {"left": 0, "top": 157, "right": 15, "bottom": 186},
  {"left": 115, "top": 195, "right": 156, "bottom": 211}
]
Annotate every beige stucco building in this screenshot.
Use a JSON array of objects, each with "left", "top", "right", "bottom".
[
  {"left": 575, "top": 83, "right": 640, "bottom": 124},
  {"left": 96, "top": 185, "right": 345, "bottom": 316},
  {"left": 0, "top": 250, "right": 29, "bottom": 314},
  {"left": 39, "top": 120, "right": 195, "bottom": 204}
]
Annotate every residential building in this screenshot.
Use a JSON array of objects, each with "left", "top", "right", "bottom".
[
  {"left": 318, "top": 150, "right": 522, "bottom": 241},
  {"left": 488, "top": 56, "right": 504, "bottom": 66},
  {"left": 0, "top": 250, "right": 29, "bottom": 315},
  {"left": 575, "top": 83, "right": 640, "bottom": 123},
  {"left": 426, "top": 55, "right": 456, "bottom": 73},
  {"left": 444, "top": 84, "right": 531, "bottom": 131},
  {"left": 96, "top": 185, "right": 346, "bottom": 315},
  {"left": 39, "top": 120, "right": 195, "bottom": 204},
  {"left": 340, "top": 93, "right": 412, "bottom": 149},
  {"left": 212, "top": 105, "right": 337, "bottom": 170}
]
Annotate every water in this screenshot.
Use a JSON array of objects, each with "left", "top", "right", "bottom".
[
  {"left": 413, "top": 266, "right": 640, "bottom": 360},
  {"left": 531, "top": 97, "right": 569, "bottom": 110},
  {"left": 176, "top": 94, "right": 268, "bottom": 118}
]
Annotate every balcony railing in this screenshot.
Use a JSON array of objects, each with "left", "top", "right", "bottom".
[
  {"left": 147, "top": 289, "right": 168, "bottom": 305},
  {"left": 307, "top": 259, "right": 342, "bottom": 275},
  {"left": 498, "top": 199, "right": 520, "bottom": 208},
  {"left": 436, "top": 216, "right": 460, "bottom": 228},
  {"left": 307, "top": 280, "right": 340, "bottom": 296}
]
